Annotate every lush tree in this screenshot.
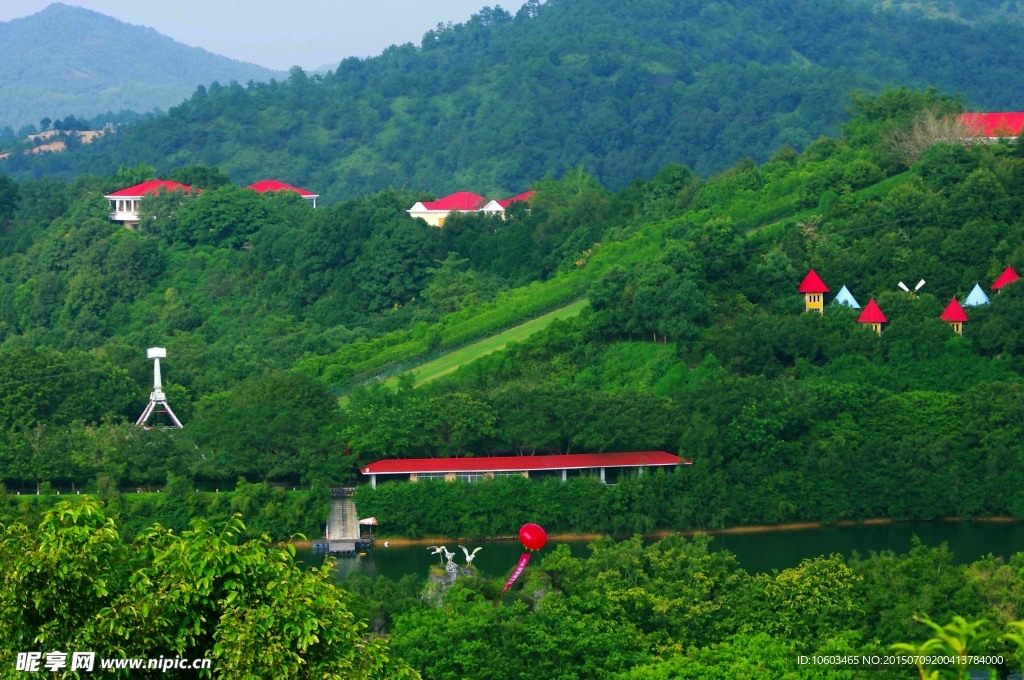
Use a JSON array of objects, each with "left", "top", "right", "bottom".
[{"left": 0, "top": 500, "right": 416, "bottom": 678}]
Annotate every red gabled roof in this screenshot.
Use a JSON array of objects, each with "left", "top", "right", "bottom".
[
  {"left": 496, "top": 190, "right": 536, "bottom": 208},
  {"left": 105, "top": 179, "right": 195, "bottom": 198},
  {"left": 361, "top": 451, "right": 689, "bottom": 476},
  {"left": 798, "top": 269, "right": 829, "bottom": 294},
  {"left": 993, "top": 265, "right": 1021, "bottom": 290},
  {"left": 940, "top": 298, "right": 968, "bottom": 323},
  {"left": 857, "top": 298, "right": 887, "bottom": 324},
  {"left": 420, "top": 191, "right": 488, "bottom": 211},
  {"left": 247, "top": 179, "right": 318, "bottom": 198},
  {"left": 960, "top": 112, "right": 1024, "bottom": 138}
]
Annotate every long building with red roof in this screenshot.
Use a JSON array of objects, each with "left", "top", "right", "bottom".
[{"left": 360, "top": 451, "right": 689, "bottom": 488}]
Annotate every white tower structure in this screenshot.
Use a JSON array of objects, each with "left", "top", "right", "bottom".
[{"left": 136, "top": 347, "right": 183, "bottom": 428}]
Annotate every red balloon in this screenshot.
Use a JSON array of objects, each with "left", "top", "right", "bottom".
[{"left": 518, "top": 523, "right": 547, "bottom": 551}]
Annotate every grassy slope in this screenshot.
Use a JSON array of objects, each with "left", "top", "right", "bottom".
[{"left": 389, "top": 298, "right": 590, "bottom": 386}]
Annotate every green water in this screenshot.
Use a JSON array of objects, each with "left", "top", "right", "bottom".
[{"left": 295, "top": 520, "right": 1024, "bottom": 582}]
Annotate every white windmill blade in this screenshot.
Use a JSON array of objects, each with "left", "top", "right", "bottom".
[
  {"left": 898, "top": 281, "right": 910, "bottom": 292},
  {"left": 914, "top": 279, "right": 926, "bottom": 291}
]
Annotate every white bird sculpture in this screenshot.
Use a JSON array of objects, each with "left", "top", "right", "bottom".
[
  {"left": 441, "top": 546, "right": 456, "bottom": 565},
  {"left": 459, "top": 545, "right": 483, "bottom": 564},
  {"left": 427, "top": 545, "right": 447, "bottom": 564}
]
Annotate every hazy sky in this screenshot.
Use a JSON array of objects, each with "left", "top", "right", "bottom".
[{"left": 0, "top": 1, "right": 528, "bottom": 71}]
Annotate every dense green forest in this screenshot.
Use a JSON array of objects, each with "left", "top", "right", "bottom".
[
  {"left": 353, "top": 535, "right": 1024, "bottom": 679},
  {"left": 6, "top": 0, "right": 1024, "bottom": 200},
  {"left": 1, "top": 87, "right": 1022, "bottom": 541},
  {"left": 6, "top": 500, "right": 1024, "bottom": 678}
]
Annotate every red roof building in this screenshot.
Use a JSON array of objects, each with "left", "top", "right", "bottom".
[
  {"left": 857, "top": 298, "right": 887, "bottom": 334},
  {"left": 247, "top": 179, "right": 319, "bottom": 207},
  {"left": 799, "top": 269, "right": 829, "bottom": 314},
  {"left": 993, "top": 266, "right": 1021, "bottom": 291},
  {"left": 960, "top": 112, "right": 1024, "bottom": 139},
  {"left": 940, "top": 298, "right": 968, "bottom": 335},
  {"left": 408, "top": 190, "right": 533, "bottom": 226},
  {"left": 483, "top": 190, "right": 538, "bottom": 212},
  {"left": 104, "top": 180, "right": 198, "bottom": 227},
  {"left": 421, "top": 191, "right": 487, "bottom": 211},
  {"left": 361, "top": 451, "right": 689, "bottom": 488}
]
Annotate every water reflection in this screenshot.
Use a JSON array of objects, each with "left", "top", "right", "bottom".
[{"left": 293, "top": 520, "right": 1024, "bottom": 582}]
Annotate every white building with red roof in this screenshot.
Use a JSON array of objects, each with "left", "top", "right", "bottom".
[
  {"left": 360, "top": 451, "right": 689, "bottom": 488},
  {"left": 408, "top": 190, "right": 534, "bottom": 227},
  {"left": 104, "top": 179, "right": 197, "bottom": 228},
  {"left": 247, "top": 179, "right": 319, "bottom": 207},
  {"left": 480, "top": 190, "right": 537, "bottom": 216}
]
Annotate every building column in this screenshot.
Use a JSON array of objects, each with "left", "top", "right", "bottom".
[
  {"left": 561, "top": 469, "right": 567, "bottom": 482},
  {"left": 371, "top": 474, "right": 377, "bottom": 489},
  {"left": 600, "top": 467, "right": 606, "bottom": 483}
]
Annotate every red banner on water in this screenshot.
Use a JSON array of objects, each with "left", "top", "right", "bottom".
[{"left": 501, "top": 552, "right": 532, "bottom": 594}]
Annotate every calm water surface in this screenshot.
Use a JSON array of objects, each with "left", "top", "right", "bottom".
[{"left": 295, "top": 520, "right": 1024, "bottom": 582}]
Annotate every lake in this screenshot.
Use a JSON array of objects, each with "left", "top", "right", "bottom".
[{"left": 294, "top": 519, "right": 1024, "bottom": 582}]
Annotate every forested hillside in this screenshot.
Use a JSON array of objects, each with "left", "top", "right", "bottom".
[
  {"left": 1, "top": 88, "right": 1022, "bottom": 537},
  {"left": 6, "top": 0, "right": 1024, "bottom": 202},
  {"left": 0, "top": 4, "right": 281, "bottom": 133}
]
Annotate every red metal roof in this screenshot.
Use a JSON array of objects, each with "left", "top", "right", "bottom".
[
  {"left": 798, "top": 269, "right": 829, "bottom": 294},
  {"left": 960, "top": 112, "right": 1024, "bottom": 138},
  {"left": 247, "top": 179, "right": 318, "bottom": 198},
  {"left": 104, "top": 179, "right": 195, "bottom": 198},
  {"left": 940, "top": 298, "right": 968, "bottom": 323},
  {"left": 857, "top": 298, "right": 887, "bottom": 324},
  {"left": 420, "top": 191, "right": 488, "bottom": 211},
  {"left": 993, "top": 265, "right": 1021, "bottom": 290},
  {"left": 496, "top": 190, "right": 536, "bottom": 208},
  {"left": 362, "top": 451, "right": 689, "bottom": 475}
]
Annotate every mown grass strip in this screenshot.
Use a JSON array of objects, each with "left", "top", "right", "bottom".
[{"left": 388, "top": 298, "right": 590, "bottom": 387}]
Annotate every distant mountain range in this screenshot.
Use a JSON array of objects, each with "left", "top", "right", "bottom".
[
  {"left": 0, "top": 3, "right": 283, "bottom": 130},
  {"left": 6, "top": 0, "right": 1024, "bottom": 200}
]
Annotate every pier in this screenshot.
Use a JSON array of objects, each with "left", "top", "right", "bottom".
[{"left": 315, "top": 487, "right": 372, "bottom": 556}]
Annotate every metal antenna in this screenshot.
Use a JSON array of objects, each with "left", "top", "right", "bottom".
[{"left": 136, "top": 347, "right": 183, "bottom": 428}]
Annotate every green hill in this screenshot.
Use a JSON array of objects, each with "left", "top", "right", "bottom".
[
  {"left": 0, "top": 87, "right": 1022, "bottom": 534},
  {"left": 6, "top": 0, "right": 1024, "bottom": 201}
]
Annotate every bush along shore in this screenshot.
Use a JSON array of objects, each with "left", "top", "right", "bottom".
[{"left": 0, "top": 478, "right": 329, "bottom": 542}]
